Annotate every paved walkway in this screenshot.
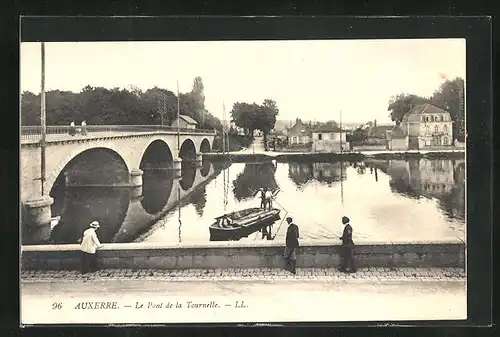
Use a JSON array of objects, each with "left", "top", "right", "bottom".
[
  {"left": 21, "top": 267, "right": 465, "bottom": 283},
  {"left": 21, "top": 267, "right": 466, "bottom": 324}
]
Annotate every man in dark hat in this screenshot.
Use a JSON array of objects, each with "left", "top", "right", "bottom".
[
  {"left": 338, "top": 216, "right": 357, "bottom": 273},
  {"left": 284, "top": 216, "right": 300, "bottom": 274}
]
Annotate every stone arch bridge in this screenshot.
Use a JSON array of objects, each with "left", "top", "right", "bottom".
[{"left": 20, "top": 126, "right": 216, "bottom": 226}]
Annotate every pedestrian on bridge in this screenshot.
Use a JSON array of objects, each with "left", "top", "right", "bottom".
[
  {"left": 78, "top": 221, "right": 104, "bottom": 274},
  {"left": 81, "top": 120, "right": 87, "bottom": 136},
  {"left": 69, "top": 121, "right": 76, "bottom": 136},
  {"left": 283, "top": 217, "right": 299, "bottom": 274},
  {"left": 338, "top": 216, "right": 357, "bottom": 273}
]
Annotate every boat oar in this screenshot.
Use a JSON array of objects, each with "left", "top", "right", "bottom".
[{"left": 272, "top": 211, "right": 288, "bottom": 240}]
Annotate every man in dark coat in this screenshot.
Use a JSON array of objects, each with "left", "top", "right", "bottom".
[
  {"left": 338, "top": 216, "right": 357, "bottom": 273},
  {"left": 257, "top": 188, "right": 266, "bottom": 209},
  {"left": 284, "top": 217, "right": 300, "bottom": 274}
]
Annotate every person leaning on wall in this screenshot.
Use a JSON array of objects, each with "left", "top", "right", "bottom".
[{"left": 78, "top": 221, "right": 104, "bottom": 274}]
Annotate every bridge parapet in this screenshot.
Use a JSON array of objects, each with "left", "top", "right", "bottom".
[{"left": 21, "top": 125, "right": 216, "bottom": 142}]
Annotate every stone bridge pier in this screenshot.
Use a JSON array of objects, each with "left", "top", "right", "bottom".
[{"left": 21, "top": 130, "right": 215, "bottom": 228}]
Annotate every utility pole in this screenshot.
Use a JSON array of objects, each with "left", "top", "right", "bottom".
[
  {"left": 339, "top": 110, "right": 343, "bottom": 155},
  {"left": 222, "top": 101, "right": 226, "bottom": 155},
  {"left": 177, "top": 80, "right": 180, "bottom": 151},
  {"left": 40, "top": 42, "right": 47, "bottom": 196},
  {"left": 339, "top": 110, "right": 344, "bottom": 206},
  {"left": 157, "top": 94, "right": 166, "bottom": 126}
]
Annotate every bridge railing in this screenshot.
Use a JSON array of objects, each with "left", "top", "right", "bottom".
[{"left": 21, "top": 125, "right": 216, "bottom": 141}]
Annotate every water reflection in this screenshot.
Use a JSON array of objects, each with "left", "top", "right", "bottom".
[
  {"left": 141, "top": 170, "right": 174, "bottom": 215},
  {"left": 190, "top": 184, "right": 208, "bottom": 217},
  {"left": 24, "top": 161, "right": 221, "bottom": 245},
  {"left": 288, "top": 162, "right": 347, "bottom": 188},
  {"left": 23, "top": 158, "right": 466, "bottom": 245},
  {"left": 232, "top": 162, "right": 279, "bottom": 200},
  {"left": 49, "top": 187, "right": 130, "bottom": 244},
  {"left": 179, "top": 161, "right": 197, "bottom": 190},
  {"left": 200, "top": 158, "right": 211, "bottom": 177},
  {"left": 365, "top": 158, "right": 466, "bottom": 220}
]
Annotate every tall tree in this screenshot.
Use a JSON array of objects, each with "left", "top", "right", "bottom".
[
  {"left": 255, "top": 98, "right": 279, "bottom": 149},
  {"left": 430, "top": 77, "right": 465, "bottom": 141},
  {"left": 20, "top": 84, "right": 224, "bottom": 130},
  {"left": 190, "top": 76, "right": 206, "bottom": 126},
  {"left": 387, "top": 93, "right": 430, "bottom": 125},
  {"left": 230, "top": 102, "right": 258, "bottom": 136}
]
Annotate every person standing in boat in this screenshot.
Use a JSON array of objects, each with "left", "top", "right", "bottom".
[
  {"left": 265, "top": 188, "right": 273, "bottom": 210},
  {"left": 253, "top": 188, "right": 265, "bottom": 208},
  {"left": 284, "top": 217, "right": 299, "bottom": 274},
  {"left": 338, "top": 216, "right": 357, "bottom": 273},
  {"left": 257, "top": 188, "right": 266, "bottom": 209}
]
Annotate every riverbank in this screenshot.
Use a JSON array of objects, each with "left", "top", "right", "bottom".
[
  {"left": 204, "top": 149, "right": 465, "bottom": 162},
  {"left": 21, "top": 239, "right": 465, "bottom": 271}
]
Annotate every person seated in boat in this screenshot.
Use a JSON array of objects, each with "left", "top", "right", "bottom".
[{"left": 219, "top": 214, "right": 233, "bottom": 228}]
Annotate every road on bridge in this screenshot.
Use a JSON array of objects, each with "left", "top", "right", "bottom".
[{"left": 21, "top": 130, "right": 208, "bottom": 145}]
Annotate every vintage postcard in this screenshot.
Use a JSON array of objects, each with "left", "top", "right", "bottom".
[{"left": 20, "top": 30, "right": 468, "bottom": 324}]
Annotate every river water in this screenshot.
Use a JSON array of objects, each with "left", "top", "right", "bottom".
[{"left": 22, "top": 158, "right": 466, "bottom": 245}]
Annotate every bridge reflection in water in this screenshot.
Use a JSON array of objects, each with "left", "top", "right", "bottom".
[{"left": 22, "top": 159, "right": 224, "bottom": 245}]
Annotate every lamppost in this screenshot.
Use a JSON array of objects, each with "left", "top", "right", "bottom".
[
  {"left": 40, "top": 42, "right": 47, "bottom": 195},
  {"left": 24, "top": 42, "right": 54, "bottom": 228}
]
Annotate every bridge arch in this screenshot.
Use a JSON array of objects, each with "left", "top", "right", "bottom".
[
  {"left": 200, "top": 138, "right": 211, "bottom": 153},
  {"left": 48, "top": 147, "right": 130, "bottom": 198},
  {"left": 179, "top": 138, "right": 197, "bottom": 161},
  {"left": 139, "top": 139, "right": 174, "bottom": 170}
]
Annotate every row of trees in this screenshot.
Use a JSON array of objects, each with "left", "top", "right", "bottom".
[
  {"left": 387, "top": 77, "right": 465, "bottom": 141},
  {"left": 21, "top": 76, "right": 223, "bottom": 131},
  {"left": 230, "top": 99, "right": 279, "bottom": 148}
]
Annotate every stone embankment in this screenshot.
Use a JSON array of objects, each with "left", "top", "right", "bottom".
[
  {"left": 204, "top": 149, "right": 465, "bottom": 162},
  {"left": 21, "top": 240, "right": 465, "bottom": 271}
]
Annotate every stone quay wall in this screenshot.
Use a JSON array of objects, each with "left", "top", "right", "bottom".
[{"left": 21, "top": 240, "right": 465, "bottom": 271}]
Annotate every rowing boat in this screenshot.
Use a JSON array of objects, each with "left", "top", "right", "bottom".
[{"left": 209, "top": 207, "right": 281, "bottom": 241}]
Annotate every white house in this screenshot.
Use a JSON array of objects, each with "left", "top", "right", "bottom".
[
  {"left": 311, "top": 125, "right": 349, "bottom": 152},
  {"left": 171, "top": 114, "right": 198, "bottom": 130},
  {"left": 401, "top": 104, "right": 453, "bottom": 149},
  {"left": 386, "top": 125, "right": 408, "bottom": 150}
]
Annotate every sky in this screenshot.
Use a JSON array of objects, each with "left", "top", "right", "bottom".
[{"left": 20, "top": 39, "right": 466, "bottom": 124}]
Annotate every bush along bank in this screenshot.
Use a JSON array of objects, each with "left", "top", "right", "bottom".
[{"left": 212, "top": 134, "right": 254, "bottom": 153}]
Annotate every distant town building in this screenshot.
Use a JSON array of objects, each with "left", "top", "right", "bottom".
[
  {"left": 401, "top": 104, "right": 453, "bottom": 149},
  {"left": 287, "top": 119, "right": 312, "bottom": 146},
  {"left": 171, "top": 114, "right": 198, "bottom": 130},
  {"left": 311, "top": 125, "right": 349, "bottom": 152},
  {"left": 386, "top": 125, "right": 408, "bottom": 151},
  {"left": 365, "top": 124, "right": 393, "bottom": 146}
]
